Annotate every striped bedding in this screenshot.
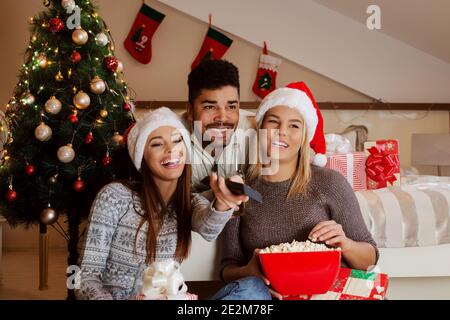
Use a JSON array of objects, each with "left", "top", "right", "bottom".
[{"left": 355, "top": 175, "right": 450, "bottom": 248}]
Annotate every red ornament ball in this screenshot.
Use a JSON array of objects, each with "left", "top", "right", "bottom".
[
  {"left": 123, "top": 102, "right": 131, "bottom": 111},
  {"left": 25, "top": 164, "right": 35, "bottom": 176},
  {"left": 73, "top": 178, "right": 85, "bottom": 192},
  {"left": 102, "top": 155, "right": 112, "bottom": 166},
  {"left": 85, "top": 131, "right": 94, "bottom": 144},
  {"left": 103, "top": 56, "right": 118, "bottom": 72},
  {"left": 70, "top": 51, "right": 81, "bottom": 64},
  {"left": 6, "top": 189, "right": 17, "bottom": 202},
  {"left": 68, "top": 114, "right": 78, "bottom": 124},
  {"left": 48, "top": 18, "right": 64, "bottom": 33}
]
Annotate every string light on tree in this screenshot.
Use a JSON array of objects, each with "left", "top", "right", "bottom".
[{"left": 55, "top": 70, "right": 64, "bottom": 82}]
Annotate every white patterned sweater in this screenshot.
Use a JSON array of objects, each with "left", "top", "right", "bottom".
[{"left": 75, "top": 182, "right": 233, "bottom": 300}]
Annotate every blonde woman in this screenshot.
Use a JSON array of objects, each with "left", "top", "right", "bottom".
[{"left": 218, "top": 82, "right": 378, "bottom": 299}]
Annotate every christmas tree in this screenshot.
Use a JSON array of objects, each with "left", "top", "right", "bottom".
[{"left": 0, "top": 0, "right": 136, "bottom": 298}]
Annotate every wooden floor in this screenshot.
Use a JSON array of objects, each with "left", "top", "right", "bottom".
[{"left": 0, "top": 248, "right": 68, "bottom": 300}]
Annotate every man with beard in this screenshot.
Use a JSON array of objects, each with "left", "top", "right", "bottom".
[{"left": 182, "top": 59, "right": 255, "bottom": 197}]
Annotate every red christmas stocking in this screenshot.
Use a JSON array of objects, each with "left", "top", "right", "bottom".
[
  {"left": 124, "top": 3, "right": 165, "bottom": 64},
  {"left": 252, "top": 42, "right": 282, "bottom": 99},
  {"left": 191, "top": 22, "right": 233, "bottom": 70}
]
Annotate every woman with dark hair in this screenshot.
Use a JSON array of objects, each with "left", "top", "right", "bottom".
[{"left": 75, "top": 107, "right": 268, "bottom": 300}]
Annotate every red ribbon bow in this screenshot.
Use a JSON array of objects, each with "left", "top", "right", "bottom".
[{"left": 365, "top": 146, "right": 399, "bottom": 188}]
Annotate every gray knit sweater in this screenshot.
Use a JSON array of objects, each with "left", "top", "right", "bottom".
[
  {"left": 75, "top": 182, "right": 233, "bottom": 300},
  {"left": 219, "top": 166, "right": 379, "bottom": 272}
]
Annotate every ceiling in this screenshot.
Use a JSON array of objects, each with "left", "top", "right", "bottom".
[{"left": 314, "top": 0, "right": 450, "bottom": 64}]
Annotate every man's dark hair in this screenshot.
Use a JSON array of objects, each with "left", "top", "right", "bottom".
[{"left": 188, "top": 59, "right": 240, "bottom": 106}]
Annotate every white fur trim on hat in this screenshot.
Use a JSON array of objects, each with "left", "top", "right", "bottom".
[
  {"left": 127, "top": 107, "right": 191, "bottom": 171},
  {"left": 312, "top": 153, "right": 327, "bottom": 167},
  {"left": 255, "top": 87, "right": 318, "bottom": 143}
]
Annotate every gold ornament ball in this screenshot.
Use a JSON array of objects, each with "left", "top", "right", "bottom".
[
  {"left": 44, "top": 96, "right": 62, "bottom": 114},
  {"left": 40, "top": 207, "right": 59, "bottom": 225},
  {"left": 73, "top": 91, "right": 90, "bottom": 110},
  {"left": 35, "top": 122, "right": 52, "bottom": 141},
  {"left": 90, "top": 76, "right": 106, "bottom": 94},
  {"left": 100, "top": 109, "right": 108, "bottom": 118},
  {"left": 72, "top": 27, "right": 88, "bottom": 45},
  {"left": 55, "top": 71, "right": 64, "bottom": 82},
  {"left": 57, "top": 144, "right": 75, "bottom": 163},
  {"left": 37, "top": 53, "right": 47, "bottom": 68},
  {"left": 111, "top": 132, "right": 124, "bottom": 149}
]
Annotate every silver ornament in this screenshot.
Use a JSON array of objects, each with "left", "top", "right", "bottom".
[
  {"left": 35, "top": 122, "right": 52, "bottom": 141},
  {"left": 73, "top": 91, "right": 90, "bottom": 109},
  {"left": 95, "top": 33, "right": 109, "bottom": 46},
  {"left": 72, "top": 27, "right": 88, "bottom": 45},
  {"left": 57, "top": 144, "right": 75, "bottom": 163},
  {"left": 44, "top": 96, "right": 62, "bottom": 114},
  {"left": 89, "top": 76, "right": 106, "bottom": 95},
  {"left": 40, "top": 207, "right": 59, "bottom": 225},
  {"left": 61, "top": 0, "right": 76, "bottom": 11}
]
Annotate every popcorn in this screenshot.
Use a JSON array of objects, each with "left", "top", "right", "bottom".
[{"left": 259, "top": 240, "right": 340, "bottom": 254}]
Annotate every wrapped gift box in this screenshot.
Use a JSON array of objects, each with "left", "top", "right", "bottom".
[
  {"left": 325, "top": 152, "right": 367, "bottom": 191},
  {"left": 364, "top": 139, "right": 401, "bottom": 190},
  {"left": 286, "top": 268, "right": 389, "bottom": 300}
]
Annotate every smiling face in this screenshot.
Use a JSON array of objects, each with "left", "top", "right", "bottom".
[
  {"left": 143, "top": 126, "right": 187, "bottom": 182},
  {"left": 261, "top": 105, "right": 306, "bottom": 165},
  {"left": 189, "top": 85, "right": 240, "bottom": 148}
]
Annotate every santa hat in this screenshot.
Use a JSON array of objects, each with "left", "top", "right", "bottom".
[
  {"left": 255, "top": 81, "right": 327, "bottom": 167},
  {"left": 127, "top": 107, "right": 191, "bottom": 171}
]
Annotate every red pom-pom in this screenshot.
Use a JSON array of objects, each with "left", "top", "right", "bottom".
[
  {"left": 6, "top": 189, "right": 17, "bottom": 202},
  {"left": 103, "top": 56, "right": 118, "bottom": 72},
  {"left": 25, "top": 164, "right": 35, "bottom": 176},
  {"left": 49, "top": 18, "right": 64, "bottom": 33},
  {"left": 73, "top": 178, "right": 85, "bottom": 192},
  {"left": 102, "top": 155, "right": 112, "bottom": 166},
  {"left": 68, "top": 114, "right": 78, "bottom": 124},
  {"left": 85, "top": 132, "right": 94, "bottom": 144},
  {"left": 70, "top": 51, "right": 81, "bottom": 64}
]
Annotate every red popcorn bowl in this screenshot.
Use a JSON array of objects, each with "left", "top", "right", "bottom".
[{"left": 259, "top": 250, "right": 341, "bottom": 295}]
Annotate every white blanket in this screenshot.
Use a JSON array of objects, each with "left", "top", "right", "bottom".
[{"left": 356, "top": 175, "right": 450, "bottom": 248}]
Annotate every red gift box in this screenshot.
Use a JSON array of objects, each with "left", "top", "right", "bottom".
[
  {"left": 364, "top": 140, "right": 401, "bottom": 190},
  {"left": 285, "top": 268, "right": 389, "bottom": 300},
  {"left": 325, "top": 152, "right": 367, "bottom": 191}
]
